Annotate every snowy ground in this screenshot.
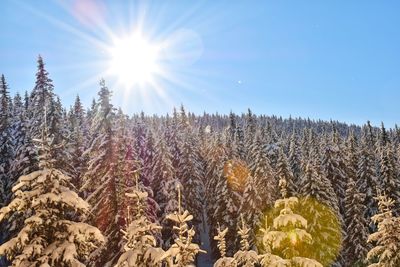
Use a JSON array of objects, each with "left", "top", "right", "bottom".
[{"left": 197, "top": 206, "right": 214, "bottom": 267}]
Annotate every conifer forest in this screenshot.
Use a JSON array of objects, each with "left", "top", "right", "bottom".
[{"left": 0, "top": 56, "right": 400, "bottom": 267}]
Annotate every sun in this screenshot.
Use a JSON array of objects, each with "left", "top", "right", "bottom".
[{"left": 108, "top": 33, "right": 160, "bottom": 87}]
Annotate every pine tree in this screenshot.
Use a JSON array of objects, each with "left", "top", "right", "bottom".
[
  {"left": 288, "top": 129, "right": 302, "bottom": 188},
  {"left": 152, "top": 135, "right": 180, "bottom": 248},
  {"left": 28, "top": 55, "right": 55, "bottom": 140},
  {"left": 260, "top": 195, "right": 323, "bottom": 267},
  {"left": 9, "top": 93, "right": 38, "bottom": 193},
  {"left": 233, "top": 216, "right": 258, "bottom": 266},
  {"left": 68, "top": 95, "right": 87, "bottom": 190},
  {"left": 299, "top": 161, "right": 342, "bottom": 266},
  {"left": 378, "top": 143, "right": 400, "bottom": 209},
  {"left": 213, "top": 225, "right": 237, "bottom": 267},
  {"left": 343, "top": 176, "right": 369, "bottom": 266},
  {"left": 276, "top": 148, "right": 296, "bottom": 197},
  {"left": 178, "top": 130, "right": 205, "bottom": 232},
  {"left": 48, "top": 96, "right": 71, "bottom": 174},
  {"left": 244, "top": 109, "right": 256, "bottom": 160},
  {"left": 81, "top": 79, "right": 120, "bottom": 265},
  {"left": 133, "top": 114, "right": 159, "bottom": 223},
  {"left": 0, "top": 127, "right": 105, "bottom": 266},
  {"left": 114, "top": 173, "right": 164, "bottom": 267},
  {"left": 160, "top": 185, "right": 205, "bottom": 266},
  {"left": 249, "top": 134, "right": 277, "bottom": 209},
  {"left": 205, "top": 137, "right": 232, "bottom": 257},
  {"left": 358, "top": 124, "right": 379, "bottom": 231},
  {"left": 239, "top": 171, "right": 262, "bottom": 248},
  {"left": 367, "top": 195, "right": 400, "bottom": 267},
  {"left": 321, "top": 130, "right": 347, "bottom": 215},
  {"left": 234, "top": 125, "right": 246, "bottom": 161},
  {"left": 0, "top": 74, "right": 13, "bottom": 206}
]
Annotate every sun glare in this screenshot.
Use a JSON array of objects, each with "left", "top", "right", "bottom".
[{"left": 108, "top": 33, "right": 160, "bottom": 87}]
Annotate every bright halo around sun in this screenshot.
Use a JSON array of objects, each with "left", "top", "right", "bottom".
[{"left": 108, "top": 33, "right": 160, "bottom": 87}]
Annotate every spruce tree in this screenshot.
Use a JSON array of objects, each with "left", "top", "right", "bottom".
[
  {"left": 213, "top": 225, "right": 237, "bottom": 267},
  {"left": 160, "top": 185, "right": 205, "bottom": 266},
  {"left": 321, "top": 130, "right": 347, "bottom": 215},
  {"left": 28, "top": 55, "right": 55, "bottom": 140},
  {"left": 249, "top": 134, "right": 277, "bottom": 209},
  {"left": 367, "top": 195, "right": 400, "bottom": 266},
  {"left": 114, "top": 173, "right": 164, "bottom": 267},
  {"left": 151, "top": 135, "right": 180, "bottom": 248},
  {"left": 68, "top": 95, "right": 87, "bottom": 190},
  {"left": 81, "top": 79, "right": 120, "bottom": 265},
  {"left": 0, "top": 125, "right": 105, "bottom": 266},
  {"left": 178, "top": 131, "right": 205, "bottom": 232},
  {"left": 276, "top": 148, "right": 296, "bottom": 197},
  {"left": 299, "top": 161, "right": 342, "bottom": 266},
  {"left": 378, "top": 143, "right": 400, "bottom": 210},
  {"left": 343, "top": 176, "right": 369, "bottom": 266},
  {"left": 288, "top": 129, "right": 302, "bottom": 188},
  {"left": 358, "top": 124, "right": 379, "bottom": 231},
  {"left": 0, "top": 74, "right": 13, "bottom": 206},
  {"left": 233, "top": 216, "right": 258, "bottom": 266},
  {"left": 260, "top": 195, "right": 323, "bottom": 267},
  {"left": 239, "top": 173, "right": 261, "bottom": 248}
]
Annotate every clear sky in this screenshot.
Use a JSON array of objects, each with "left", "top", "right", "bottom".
[{"left": 1, "top": 0, "right": 399, "bottom": 127}]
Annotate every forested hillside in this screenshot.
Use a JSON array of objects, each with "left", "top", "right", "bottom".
[{"left": 0, "top": 57, "right": 399, "bottom": 266}]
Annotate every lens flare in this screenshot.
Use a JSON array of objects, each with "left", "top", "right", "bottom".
[{"left": 223, "top": 159, "right": 249, "bottom": 193}]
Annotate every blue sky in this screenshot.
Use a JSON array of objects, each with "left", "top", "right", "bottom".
[{"left": 1, "top": 0, "right": 399, "bottom": 127}]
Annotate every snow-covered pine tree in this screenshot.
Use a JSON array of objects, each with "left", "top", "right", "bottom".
[
  {"left": 204, "top": 134, "right": 240, "bottom": 257},
  {"left": 276, "top": 148, "right": 296, "bottom": 197},
  {"left": 151, "top": 134, "right": 180, "bottom": 248},
  {"left": 234, "top": 125, "right": 246, "bottom": 161},
  {"left": 345, "top": 130, "right": 358, "bottom": 194},
  {"left": 9, "top": 93, "right": 38, "bottom": 196},
  {"left": 178, "top": 129, "right": 205, "bottom": 238},
  {"left": 28, "top": 55, "right": 55, "bottom": 140},
  {"left": 81, "top": 79, "right": 120, "bottom": 265},
  {"left": 238, "top": 173, "right": 261, "bottom": 249},
  {"left": 233, "top": 215, "right": 258, "bottom": 266},
  {"left": 213, "top": 225, "right": 237, "bottom": 267},
  {"left": 228, "top": 112, "right": 237, "bottom": 145},
  {"left": 133, "top": 113, "right": 159, "bottom": 224},
  {"left": 288, "top": 129, "right": 302, "bottom": 188},
  {"left": 134, "top": 112, "right": 151, "bottom": 187},
  {"left": 205, "top": 136, "right": 232, "bottom": 257},
  {"left": 248, "top": 133, "right": 277, "bottom": 210},
  {"left": 377, "top": 123, "right": 389, "bottom": 150},
  {"left": 321, "top": 129, "right": 348, "bottom": 215},
  {"left": 114, "top": 110, "right": 138, "bottom": 234},
  {"left": 299, "top": 161, "right": 343, "bottom": 266},
  {"left": 47, "top": 96, "right": 71, "bottom": 174},
  {"left": 166, "top": 107, "right": 182, "bottom": 170},
  {"left": 343, "top": 176, "right": 369, "bottom": 266},
  {"left": 260, "top": 195, "right": 323, "bottom": 267},
  {"left": 159, "top": 185, "right": 205, "bottom": 266},
  {"left": 68, "top": 95, "right": 87, "bottom": 190},
  {"left": 358, "top": 123, "right": 379, "bottom": 232},
  {"left": 343, "top": 130, "right": 370, "bottom": 266},
  {"left": 244, "top": 109, "right": 256, "bottom": 161},
  {"left": 0, "top": 124, "right": 105, "bottom": 266},
  {"left": 114, "top": 173, "right": 164, "bottom": 267},
  {"left": 85, "top": 98, "right": 97, "bottom": 135},
  {"left": 0, "top": 74, "right": 14, "bottom": 207},
  {"left": 377, "top": 137, "right": 400, "bottom": 210},
  {"left": 367, "top": 194, "right": 400, "bottom": 267}
]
